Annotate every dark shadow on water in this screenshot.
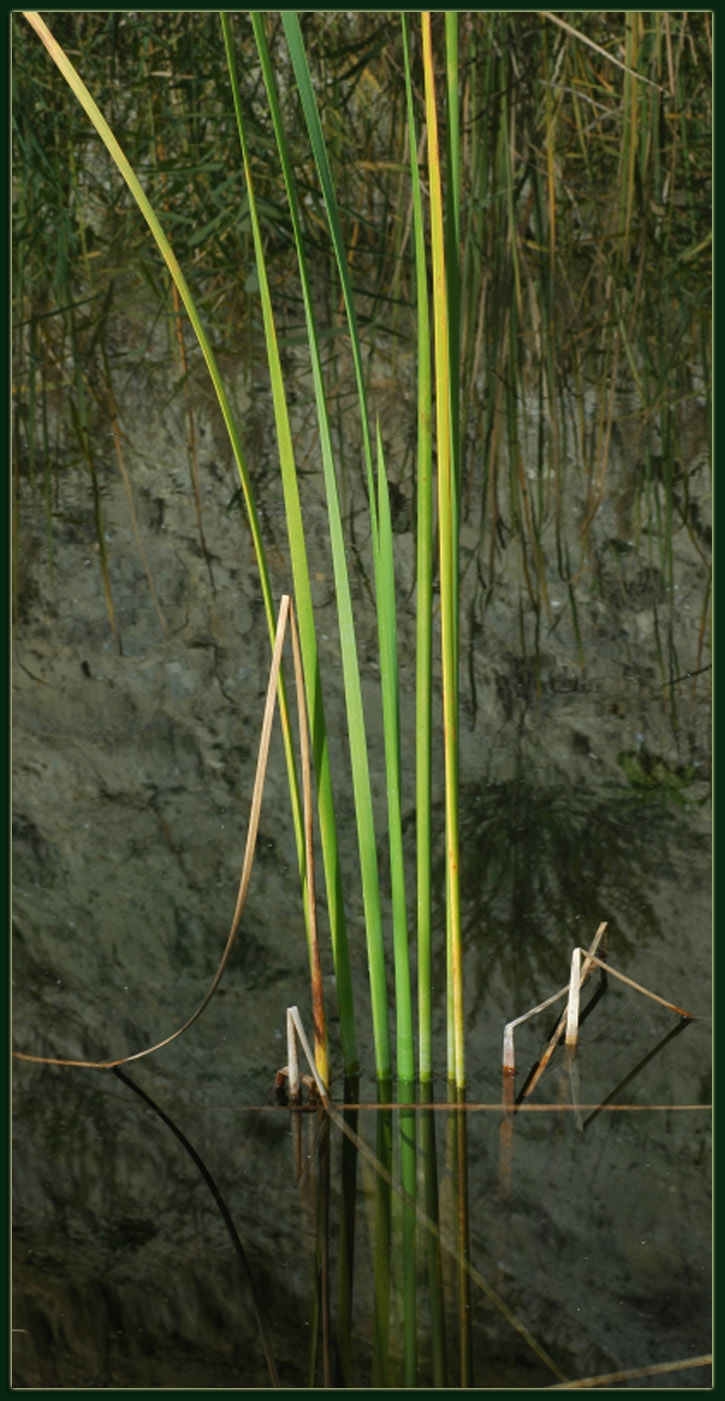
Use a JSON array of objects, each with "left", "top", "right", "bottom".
[{"left": 429, "top": 765, "right": 709, "bottom": 1008}]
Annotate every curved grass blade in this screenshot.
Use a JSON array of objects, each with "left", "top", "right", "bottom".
[{"left": 22, "top": 9, "right": 309, "bottom": 914}]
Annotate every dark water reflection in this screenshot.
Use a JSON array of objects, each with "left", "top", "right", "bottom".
[
  {"left": 12, "top": 714, "right": 711, "bottom": 1386},
  {"left": 12, "top": 701, "right": 712, "bottom": 1385},
  {"left": 447, "top": 771, "right": 710, "bottom": 1006},
  {"left": 11, "top": 360, "right": 711, "bottom": 1383},
  {"left": 13, "top": 1008, "right": 710, "bottom": 1387}
]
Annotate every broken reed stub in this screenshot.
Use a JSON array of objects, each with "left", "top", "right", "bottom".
[
  {"left": 287, "top": 1005, "right": 301, "bottom": 1101},
  {"left": 283, "top": 1005, "right": 329, "bottom": 1105},
  {"left": 502, "top": 983, "right": 571, "bottom": 1076},
  {"left": 505, "top": 918, "right": 695, "bottom": 1095},
  {"left": 565, "top": 946, "right": 582, "bottom": 1048},
  {"left": 503, "top": 921, "right": 609, "bottom": 1090}
]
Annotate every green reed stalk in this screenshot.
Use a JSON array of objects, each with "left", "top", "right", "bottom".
[
  {"left": 23, "top": 10, "right": 312, "bottom": 957},
  {"left": 222, "top": 12, "right": 357, "bottom": 1080},
  {"left": 281, "top": 13, "right": 415, "bottom": 1083},
  {"left": 422, "top": 13, "right": 464, "bottom": 1089},
  {"left": 376, "top": 427, "right": 414, "bottom": 1081},
  {"left": 377, "top": 412, "right": 418, "bottom": 1349},
  {"left": 445, "top": 12, "right": 462, "bottom": 636},
  {"left": 444, "top": 13, "right": 463, "bottom": 1076},
  {"left": 401, "top": 16, "right": 434, "bottom": 1083},
  {"left": 250, "top": 12, "right": 392, "bottom": 1080},
  {"left": 281, "top": 15, "right": 377, "bottom": 530}
]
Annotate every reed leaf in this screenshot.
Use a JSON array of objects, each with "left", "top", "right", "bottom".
[
  {"left": 253, "top": 12, "right": 392, "bottom": 1080},
  {"left": 376, "top": 423, "right": 414, "bottom": 1082},
  {"left": 422, "top": 12, "right": 464, "bottom": 1089},
  {"left": 401, "top": 15, "right": 434, "bottom": 1083},
  {"left": 281, "top": 14, "right": 379, "bottom": 546},
  {"left": 281, "top": 14, "right": 415, "bottom": 1082},
  {"left": 222, "top": 11, "right": 355, "bottom": 1081}
]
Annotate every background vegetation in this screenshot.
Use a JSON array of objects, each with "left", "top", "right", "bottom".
[{"left": 13, "top": 12, "right": 711, "bottom": 643}]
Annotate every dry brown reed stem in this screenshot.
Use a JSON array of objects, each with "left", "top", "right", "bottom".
[
  {"left": 13, "top": 594, "right": 318, "bottom": 1072},
  {"left": 284, "top": 1006, "right": 329, "bottom": 1104},
  {"left": 567, "top": 952, "right": 694, "bottom": 1035},
  {"left": 520, "top": 921, "right": 608, "bottom": 1097},
  {"left": 513, "top": 921, "right": 702, "bottom": 1105}
]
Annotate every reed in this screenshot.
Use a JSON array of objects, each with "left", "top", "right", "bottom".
[
  {"left": 248, "top": 11, "right": 392, "bottom": 1079},
  {"left": 14, "top": 12, "right": 710, "bottom": 1092},
  {"left": 422, "top": 12, "right": 464, "bottom": 1089},
  {"left": 401, "top": 16, "right": 434, "bottom": 1086}
]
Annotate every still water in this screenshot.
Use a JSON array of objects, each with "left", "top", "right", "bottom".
[
  {"left": 13, "top": 1017, "right": 710, "bottom": 1386},
  {"left": 12, "top": 348, "right": 711, "bottom": 1384}
]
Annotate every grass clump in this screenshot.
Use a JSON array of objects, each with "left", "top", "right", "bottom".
[{"left": 13, "top": 12, "right": 710, "bottom": 1090}]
